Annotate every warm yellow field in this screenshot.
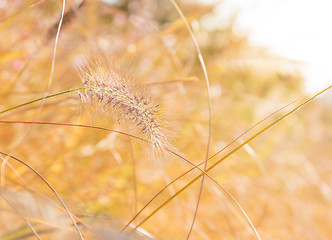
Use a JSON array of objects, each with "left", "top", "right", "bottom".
[{"left": 0, "top": 1, "right": 331, "bottom": 239}]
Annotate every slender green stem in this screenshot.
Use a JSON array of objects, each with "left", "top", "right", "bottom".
[{"left": 0, "top": 87, "right": 83, "bottom": 115}]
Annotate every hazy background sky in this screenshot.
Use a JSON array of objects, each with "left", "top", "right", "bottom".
[{"left": 202, "top": 0, "right": 332, "bottom": 94}]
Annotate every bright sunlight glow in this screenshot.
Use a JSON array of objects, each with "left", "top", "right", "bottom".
[{"left": 201, "top": 0, "right": 332, "bottom": 94}]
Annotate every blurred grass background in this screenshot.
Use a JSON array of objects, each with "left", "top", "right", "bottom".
[{"left": 0, "top": 0, "right": 332, "bottom": 239}]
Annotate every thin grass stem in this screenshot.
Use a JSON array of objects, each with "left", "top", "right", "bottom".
[
  {"left": 0, "top": 151, "right": 84, "bottom": 240},
  {"left": 0, "top": 119, "right": 253, "bottom": 237},
  {"left": 0, "top": 88, "right": 82, "bottom": 115},
  {"left": 121, "top": 100, "right": 296, "bottom": 232},
  {"left": 0, "top": 98, "right": 297, "bottom": 240},
  {"left": 0, "top": 192, "right": 41, "bottom": 240},
  {"left": 169, "top": 1, "right": 214, "bottom": 238},
  {"left": 0, "top": 0, "right": 47, "bottom": 24},
  {"left": 0, "top": 99, "right": 295, "bottom": 239},
  {"left": 133, "top": 84, "right": 332, "bottom": 237}
]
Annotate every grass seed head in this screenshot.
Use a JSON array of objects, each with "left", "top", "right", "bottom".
[{"left": 78, "top": 58, "right": 171, "bottom": 155}]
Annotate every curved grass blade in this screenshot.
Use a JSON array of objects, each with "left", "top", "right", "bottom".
[
  {"left": 0, "top": 151, "right": 84, "bottom": 240},
  {"left": 133, "top": 84, "right": 332, "bottom": 237}
]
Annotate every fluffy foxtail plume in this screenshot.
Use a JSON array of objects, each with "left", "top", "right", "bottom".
[{"left": 78, "top": 58, "right": 171, "bottom": 155}]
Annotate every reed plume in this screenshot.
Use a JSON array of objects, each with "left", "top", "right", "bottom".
[{"left": 78, "top": 58, "right": 170, "bottom": 154}]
